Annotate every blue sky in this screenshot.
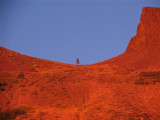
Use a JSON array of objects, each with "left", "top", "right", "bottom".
[{"left": 0, "top": 0, "right": 160, "bottom": 64}]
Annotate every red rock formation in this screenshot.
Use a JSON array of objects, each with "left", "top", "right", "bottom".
[
  {"left": 126, "top": 7, "right": 160, "bottom": 52},
  {"left": 97, "top": 7, "right": 160, "bottom": 70}
]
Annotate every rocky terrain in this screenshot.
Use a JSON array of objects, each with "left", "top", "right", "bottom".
[{"left": 0, "top": 7, "right": 160, "bottom": 120}]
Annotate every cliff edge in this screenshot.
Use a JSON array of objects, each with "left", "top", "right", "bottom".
[{"left": 97, "top": 7, "right": 160, "bottom": 70}]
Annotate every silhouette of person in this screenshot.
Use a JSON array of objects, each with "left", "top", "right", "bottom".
[{"left": 76, "top": 58, "right": 79, "bottom": 65}]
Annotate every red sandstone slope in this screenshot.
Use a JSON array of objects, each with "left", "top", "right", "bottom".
[
  {"left": 96, "top": 7, "right": 160, "bottom": 70},
  {"left": 1, "top": 7, "right": 160, "bottom": 120},
  {"left": 0, "top": 47, "right": 130, "bottom": 120},
  {"left": 0, "top": 46, "right": 74, "bottom": 72}
]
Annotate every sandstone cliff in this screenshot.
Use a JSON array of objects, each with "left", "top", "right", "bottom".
[{"left": 97, "top": 7, "right": 160, "bottom": 70}]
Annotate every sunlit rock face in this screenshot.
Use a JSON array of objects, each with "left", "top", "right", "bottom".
[
  {"left": 126, "top": 7, "right": 160, "bottom": 52},
  {"left": 97, "top": 7, "right": 160, "bottom": 70}
]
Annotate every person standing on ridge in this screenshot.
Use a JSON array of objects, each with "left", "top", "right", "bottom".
[{"left": 76, "top": 58, "right": 79, "bottom": 65}]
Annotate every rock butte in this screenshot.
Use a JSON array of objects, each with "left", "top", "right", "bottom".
[{"left": 0, "top": 7, "right": 160, "bottom": 120}]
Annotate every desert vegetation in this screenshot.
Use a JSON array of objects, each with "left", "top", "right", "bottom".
[
  {"left": 135, "top": 71, "right": 160, "bottom": 85},
  {"left": 0, "top": 106, "right": 32, "bottom": 120}
]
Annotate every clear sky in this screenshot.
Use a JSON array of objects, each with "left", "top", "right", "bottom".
[{"left": 0, "top": 0, "right": 160, "bottom": 65}]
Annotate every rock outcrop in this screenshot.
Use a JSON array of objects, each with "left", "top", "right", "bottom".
[
  {"left": 126, "top": 7, "right": 160, "bottom": 52},
  {"left": 97, "top": 7, "right": 160, "bottom": 70}
]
